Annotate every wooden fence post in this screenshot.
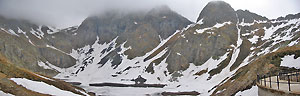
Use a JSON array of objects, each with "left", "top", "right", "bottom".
[
  {"left": 256, "top": 74, "right": 260, "bottom": 83},
  {"left": 264, "top": 75, "right": 266, "bottom": 87},
  {"left": 288, "top": 75, "right": 291, "bottom": 91},
  {"left": 277, "top": 74, "right": 279, "bottom": 90},
  {"left": 291, "top": 73, "right": 293, "bottom": 81},
  {"left": 296, "top": 72, "right": 299, "bottom": 82},
  {"left": 269, "top": 75, "right": 272, "bottom": 88},
  {"left": 261, "top": 76, "right": 263, "bottom": 85}
]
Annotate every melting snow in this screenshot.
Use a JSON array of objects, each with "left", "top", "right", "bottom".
[
  {"left": 17, "top": 28, "right": 28, "bottom": 37},
  {"left": 207, "top": 32, "right": 214, "bottom": 34},
  {"left": 30, "top": 28, "right": 44, "bottom": 39},
  {"left": 196, "top": 29, "right": 206, "bottom": 34},
  {"left": 196, "top": 21, "right": 231, "bottom": 34},
  {"left": 181, "top": 34, "right": 186, "bottom": 38},
  {"left": 47, "top": 27, "right": 60, "bottom": 34},
  {"left": 0, "top": 90, "right": 13, "bottom": 96},
  {"left": 248, "top": 35, "right": 259, "bottom": 44},
  {"left": 28, "top": 40, "right": 35, "bottom": 46},
  {"left": 8, "top": 29, "right": 19, "bottom": 36},
  {"left": 240, "top": 22, "right": 254, "bottom": 26},
  {"left": 263, "top": 18, "right": 300, "bottom": 40},
  {"left": 1, "top": 28, "right": 19, "bottom": 36},
  {"left": 214, "top": 22, "right": 231, "bottom": 28},
  {"left": 235, "top": 86, "right": 258, "bottom": 96},
  {"left": 46, "top": 45, "right": 70, "bottom": 56},
  {"left": 10, "top": 78, "right": 80, "bottom": 96},
  {"left": 202, "top": 53, "right": 229, "bottom": 71},
  {"left": 197, "top": 19, "right": 204, "bottom": 25},
  {"left": 37, "top": 60, "right": 67, "bottom": 73},
  {"left": 37, "top": 61, "right": 52, "bottom": 70},
  {"left": 34, "top": 73, "right": 54, "bottom": 81},
  {"left": 288, "top": 40, "right": 299, "bottom": 46},
  {"left": 280, "top": 55, "right": 300, "bottom": 69}
]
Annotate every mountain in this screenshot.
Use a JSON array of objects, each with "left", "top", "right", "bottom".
[
  {"left": 0, "top": 52, "right": 93, "bottom": 95},
  {"left": 0, "top": 16, "right": 78, "bottom": 76},
  {"left": 0, "top": 1, "right": 299, "bottom": 96}
]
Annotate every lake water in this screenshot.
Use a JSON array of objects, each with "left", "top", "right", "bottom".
[{"left": 80, "top": 86, "right": 165, "bottom": 96}]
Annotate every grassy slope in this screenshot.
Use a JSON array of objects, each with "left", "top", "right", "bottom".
[
  {"left": 0, "top": 53, "right": 93, "bottom": 96},
  {"left": 212, "top": 45, "right": 300, "bottom": 96}
]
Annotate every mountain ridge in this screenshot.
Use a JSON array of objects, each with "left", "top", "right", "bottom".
[{"left": 0, "top": 1, "right": 299, "bottom": 95}]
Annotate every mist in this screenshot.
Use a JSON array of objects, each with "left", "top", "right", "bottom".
[
  {"left": 0, "top": 0, "right": 167, "bottom": 28},
  {"left": 0, "top": 0, "right": 299, "bottom": 29}
]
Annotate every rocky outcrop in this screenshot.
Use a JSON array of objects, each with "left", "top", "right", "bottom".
[
  {"left": 197, "top": 1, "right": 237, "bottom": 27},
  {"left": 236, "top": 10, "right": 268, "bottom": 23},
  {"left": 79, "top": 5, "right": 191, "bottom": 68},
  {"left": 0, "top": 16, "right": 77, "bottom": 76},
  {"left": 276, "top": 13, "right": 300, "bottom": 20}
]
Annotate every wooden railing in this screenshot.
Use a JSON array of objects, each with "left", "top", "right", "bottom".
[{"left": 257, "top": 70, "right": 300, "bottom": 91}]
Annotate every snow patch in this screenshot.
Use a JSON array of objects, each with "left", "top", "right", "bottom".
[
  {"left": 38, "top": 60, "right": 67, "bottom": 73},
  {"left": 197, "top": 19, "right": 203, "bottom": 25},
  {"left": 288, "top": 40, "right": 299, "bottom": 46},
  {"left": 8, "top": 29, "right": 19, "bottom": 36},
  {"left": 1, "top": 28, "right": 19, "bottom": 36},
  {"left": 196, "top": 21, "right": 231, "bottom": 34},
  {"left": 248, "top": 35, "right": 259, "bottom": 44},
  {"left": 0, "top": 90, "right": 13, "bottom": 96},
  {"left": 10, "top": 78, "right": 80, "bottom": 96},
  {"left": 34, "top": 73, "right": 54, "bottom": 81},
  {"left": 37, "top": 61, "right": 52, "bottom": 70},
  {"left": 280, "top": 55, "right": 300, "bottom": 69},
  {"left": 30, "top": 28, "right": 44, "bottom": 39},
  {"left": 214, "top": 22, "right": 231, "bottom": 28},
  {"left": 46, "top": 45, "right": 69, "bottom": 56},
  {"left": 263, "top": 18, "right": 300, "bottom": 40},
  {"left": 181, "top": 34, "right": 186, "bottom": 38},
  {"left": 235, "top": 86, "right": 258, "bottom": 96}
]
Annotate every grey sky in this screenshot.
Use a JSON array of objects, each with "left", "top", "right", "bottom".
[{"left": 0, "top": 0, "right": 299, "bottom": 28}]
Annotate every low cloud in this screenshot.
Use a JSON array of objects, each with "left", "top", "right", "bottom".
[
  {"left": 0, "top": 0, "right": 299, "bottom": 28},
  {"left": 0, "top": 0, "right": 166, "bottom": 28}
]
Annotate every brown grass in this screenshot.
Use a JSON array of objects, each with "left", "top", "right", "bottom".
[
  {"left": 212, "top": 45, "right": 300, "bottom": 96},
  {"left": 144, "top": 32, "right": 181, "bottom": 61},
  {"left": 0, "top": 53, "right": 89, "bottom": 95}
]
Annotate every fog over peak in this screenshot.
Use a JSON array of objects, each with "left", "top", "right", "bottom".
[
  {"left": 0, "top": 0, "right": 166, "bottom": 28},
  {"left": 0, "top": 0, "right": 299, "bottom": 29}
]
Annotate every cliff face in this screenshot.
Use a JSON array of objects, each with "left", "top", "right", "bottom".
[
  {"left": 197, "top": 1, "right": 237, "bottom": 27},
  {"left": 60, "top": 1, "right": 300, "bottom": 95},
  {"left": 0, "top": 5, "right": 191, "bottom": 76},
  {"left": 0, "top": 16, "right": 77, "bottom": 76},
  {"left": 74, "top": 6, "right": 191, "bottom": 59}
]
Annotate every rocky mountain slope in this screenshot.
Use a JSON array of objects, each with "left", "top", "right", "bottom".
[
  {"left": 0, "top": 52, "right": 92, "bottom": 95},
  {"left": 0, "top": 15, "right": 77, "bottom": 76},
  {"left": 0, "top": 1, "right": 299, "bottom": 96}
]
